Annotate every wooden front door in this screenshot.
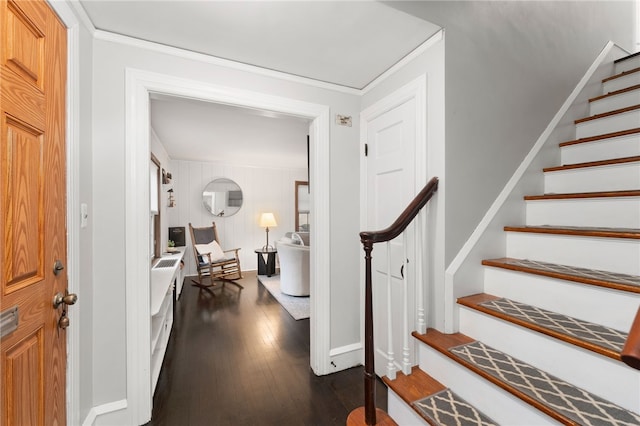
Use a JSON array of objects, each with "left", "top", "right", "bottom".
[{"left": 1, "top": 0, "right": 68, "bottom": 424}]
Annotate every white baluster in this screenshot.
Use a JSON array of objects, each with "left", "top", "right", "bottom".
[
  {"left": 386, "top": 240, "right": 396, "bottom": 379},
  {"left": 402, "top": 230, "right": 411, "bottom": 375},
  {"left": 416, "top": 209, "right": 426, "bottom": 334}
]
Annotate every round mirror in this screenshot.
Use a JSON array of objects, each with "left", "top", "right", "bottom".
[{"left": 202, "top": 178, "right": 243, "bottom": 217}]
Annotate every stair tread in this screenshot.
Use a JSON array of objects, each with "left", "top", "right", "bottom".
[
  {"left": 603, "top": 66, "right": 640, "bottom": 83},
  {"left": 559, "top": 127, "right": 640, "bottom": 147},
  {"left": 384, "top": 368, "right": 498, "bottom": 425},
  {"left": 543, "top": 155, "right": 640, "bottom": 172},
  {"left": 413, "top": 388, "right": 498, "bottom": 426},
  {"left": 504, "top": 225, "right": 640, "bottom": 239},
  {"left": 417, "top": 329, "right": 640, "bottom": 426},
  {"left": 458, "top": 294, "right": 626, "bottom": 360},
  {"left": 575, "top": 104, "right": 640, "bottom": 125},
  {"left": 524, "top": 189, "right": 640, "bottom": 201},
  {"left": 590, "top": 84, "right": 640, "bottom": 103},
  {"left": 482, "top": 257, "right": 640, "bottom": 293}
]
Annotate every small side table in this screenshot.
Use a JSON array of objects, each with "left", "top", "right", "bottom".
[{"left": 255, "top": 248, "right": 277, "bottom": 277}]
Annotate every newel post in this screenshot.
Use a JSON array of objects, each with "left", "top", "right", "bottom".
[{"left": 363, "top": 240, "right": 376, "bottom": 425}]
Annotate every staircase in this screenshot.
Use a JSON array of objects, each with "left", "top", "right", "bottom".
[{"left": 384, "top": 51, "right": 640, "bottom": 425}]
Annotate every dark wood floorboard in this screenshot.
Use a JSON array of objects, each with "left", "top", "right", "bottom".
[{"left": 146, "top": 271, "right": 387, "bottom": 426}]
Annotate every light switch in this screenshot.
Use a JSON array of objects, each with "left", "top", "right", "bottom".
[{"left": 81, "top": 203, "right": 88, "bottom": 228}]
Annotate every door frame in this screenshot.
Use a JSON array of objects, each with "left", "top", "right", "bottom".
[
  {"left": 125, "top": 69, "right": 332, "bottom": 424},
  {"left": 359, "top": 75, "right": 427, "bottom": 362},
  {"left": 44, "top": 1, "right": 81, "bottom": 424}
]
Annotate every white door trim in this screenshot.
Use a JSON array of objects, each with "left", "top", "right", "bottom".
[
  {"left": 124, "top": 69, "right": 332, "bottom": 424},
  {"left": 359, "top": 75, "right": 427, "bottom": 361}
]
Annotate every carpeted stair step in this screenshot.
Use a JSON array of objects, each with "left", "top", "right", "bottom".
[
  {"left": 384, "top": 367, "right": 498, "bottom": 426},
  {"left": 602, "top": 67, "right": 640, "bottom": 93},
  {"left": 542, "top": 155, "right": 640, "bottom": 173},
  {"left": 574, "top": 105, "right": 640, "bottom": 139},
  {"left": 457, "top": 293, "right": 627, "bottom": 361},
  {"left": 525, "top": 189, "right": 640, "bottom": 201},
  {"left": 559, "top": 127, "right": 640, "bottom": 149},
  {"left": 589, "top": 84, "right": 640, "bottom": 115},
  {"left": 415, "top": 329, "right": 640, "bottom": 426},
  {"left": 481, "top": 257, "right": 640, "bottom": 294}
]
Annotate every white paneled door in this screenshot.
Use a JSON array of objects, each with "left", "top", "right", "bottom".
[{"left": 365, "top": 98, "right": 417, "bottom": 378}]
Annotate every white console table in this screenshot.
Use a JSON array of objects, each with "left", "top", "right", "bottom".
[{"left": 150, "top": 247, "right": 185, "bottom": 393}]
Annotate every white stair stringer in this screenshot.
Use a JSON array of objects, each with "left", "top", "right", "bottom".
[
  {"left": 416, "top": 341, "right": 557, "bottom": 426},
  {"left": 590, "top": 87, "right": 640, "bottom": 115},
  {"left": 525, "top": 196, "right": 640, "bottom": 229},
  {"left": 560, "top": 131, "right": 640, "bottom": 164},
  {"left": 458, "top": 306, "right": 640, "bottom": 412},
  {"left": 483, "top": 266, "right": 640, "bottom": 333},
  {"left": 505, "top": 231, "right": 640, "bottom": 276},
  {"left": 576, "top": 108, "right": 640, "bottom": 139},
  {"left": 543, "top": 161, "right": 640, "bottom": 193}
]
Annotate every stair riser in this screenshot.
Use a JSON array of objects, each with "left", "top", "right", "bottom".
[
  {"left": 484, "top": 267, "right": 640, "bottom": 332},
  {"left": 544, "top": 163, "right": 640, "bottom": 193},
  {"left": 418, "top": 343, "right": 556, "bottom": 425},
  {"left": 576, "top": 110, "right": 640, "bottom": 139},
  {"left": 526, "top": 198, "right": 640, "bottom": 229},
  {"left": 458, "top": 307, "right": 640, "bottom": 411},
  {"left": 505, "top": 232, "right": 640, "bottom": 276},
  {"left": 603, "top": 72, "right": 640, "bottom": 93},
  {"left": 591, "top": 89, "right": 640, "bottom": 116},
  {"left": 615, "top": 56, "right": 640, "bottom": 74},
  {"left": 387, "top": 391, "right": 428, "bottom": 426},
  {"left": 561, "top": 134, "right": 640, "bottom": 164}
]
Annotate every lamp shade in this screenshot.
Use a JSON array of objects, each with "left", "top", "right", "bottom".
[{"left": 259, "top": 212, "right": 277, "bottom": 228}]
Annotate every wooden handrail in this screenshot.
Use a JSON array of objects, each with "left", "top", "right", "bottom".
[
  {"left": 621, "top": 307, "right": 640, "bottom": 370},
  {"left": 360, "top": 177, "right": 439, "bottom": 245},
  {"left": 352, "top": 176, "right": 439, "bottom": 426}
]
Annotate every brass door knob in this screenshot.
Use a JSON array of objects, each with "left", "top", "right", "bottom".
[{"left": 53, "top": 292, "right": 78, "bottom": 309}]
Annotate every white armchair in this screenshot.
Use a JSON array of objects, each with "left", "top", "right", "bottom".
[{"left": 276, "top": 232, "right": 310, "bottom": 296}]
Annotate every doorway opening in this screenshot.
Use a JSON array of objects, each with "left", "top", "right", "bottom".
[{"left": 125, "top": 68, "right": 331, "bottom": 425}]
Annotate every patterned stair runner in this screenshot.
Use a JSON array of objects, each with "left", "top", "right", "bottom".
[
  {"left": 478, "top": 297, "right": 627, "bottom": 354},
  {"left": 413, "top": 389, "right": 498, "bottom": 426},
  {"left": 482, "top": 258, "right": 640, "bottom": 292},
  {"left": 449, "top": 341, "right": 640, "bottom": 426}
]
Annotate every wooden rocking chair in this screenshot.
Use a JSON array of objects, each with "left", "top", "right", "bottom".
[{"left": 189, "top": 222, "right": 243, "bottom": 289}]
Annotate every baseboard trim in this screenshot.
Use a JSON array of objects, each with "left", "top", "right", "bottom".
[
  {"left": 329, "top": 343, "right": 363, "bottom": 372},
  {"left": 82, "top": 399, "right": 128, "bottom": 426}
]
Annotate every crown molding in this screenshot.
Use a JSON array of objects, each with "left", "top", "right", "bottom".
[
  {"left": 95, "top": 30, "right": 361, "bottom": 95},
  {"left": 361, "top": 29, "right": 444, "bottom": 95}
]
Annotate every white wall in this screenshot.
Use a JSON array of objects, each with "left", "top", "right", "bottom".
[
  {"left": 90, "top": 33, "right": 361, "bottom": 408},
  {"left": 386, "top": 1, "right": 636, "bottom": 265},
  {"left": 167, "top": 159, "right": 307, "bottom": 275},
  {"left": 77, "top": 20, "right": 95, "bottom": 425}
]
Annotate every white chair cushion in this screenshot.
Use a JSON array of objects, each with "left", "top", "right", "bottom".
[{"left": 195, "top": 240, "right": 226, "bottom": 262}]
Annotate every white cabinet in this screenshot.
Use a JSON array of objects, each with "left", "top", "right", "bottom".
[{"left": 150, "top": 247, "right": 185, "bottom": 393}]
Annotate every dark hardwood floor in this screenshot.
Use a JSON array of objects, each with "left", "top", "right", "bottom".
[{"left": 147, "top": 271, "right": 387, "bottom": 426}]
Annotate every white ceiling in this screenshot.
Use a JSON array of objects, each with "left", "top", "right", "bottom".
[{"left": 78, "top": 1, "right": 441, "bottom": 167}]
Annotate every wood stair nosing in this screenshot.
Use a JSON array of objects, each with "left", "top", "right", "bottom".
[
  {"left": 457, "top": 293, "right": 622, "bottom": 361},
  {"left": 574, "top": 103, "right": 640, "bottom": 125},
  {"left": 543, "top": 155, "right": 640, "bottom": 172},
  {"left": 559, "top": 127, "right": 640, "bottom": 147},
  {"left": 503, "top": 225, "right": 640, "bottom": 239},
  {"left": 524, "top": 189, "right": 640, "bottom": 201},
  {"left": 589, "top": 84, "right": 640, "bottom": 103},
  {"left": 481, "top": 257, "right": 640, "bottom": 294},
  {"left": 602, "top": 66, "right": 640, "bottom": 84},
  {"left": 415, "top": 329, "right": 574, "bottom": 425}
]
